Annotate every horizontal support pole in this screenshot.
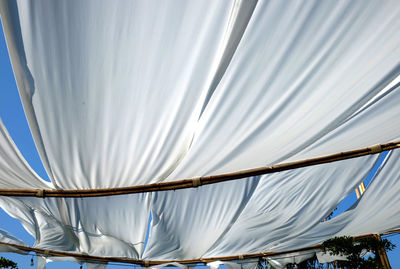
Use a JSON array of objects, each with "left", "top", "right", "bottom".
[
  {"left": 0, "top": 141, "right": 399, "bottom": 198},
  {"left": 1, "top": 229, "right": 399, "bottom": 266}
]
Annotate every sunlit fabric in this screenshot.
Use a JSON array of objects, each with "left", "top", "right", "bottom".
[
  {"left": 0, "top": 194, "right": 151, "bottom": 258},
  {"left": 0, "top": 0, "right": 400, "bottom": 265},
  {"left": 0, "top": 229, "right": 27, "bottom": 253},
  {"left": 0, "top": 153, "right": 383, "bottom": 260},
  {"left": 1, "top": 0, "right": 400, "bottom": 189},
  {"left": 203, "top": 155, "right": 379, "bottom": 257},
  {"left": 0, "top": 119, "right": 52, "bottom": 189},
  {"left": 308, "top": 149, "right": 400, "bottom": 238},
  {"left": 207, "top": 260, "right": 258, "bottom": 269}
]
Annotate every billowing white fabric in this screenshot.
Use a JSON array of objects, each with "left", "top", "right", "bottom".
[
  {"left": 143, "top": 178, "right": 258, "bottom": 259},
  {"left": 242, "top": 262, "right": 259, "bottom": 269},
  {"left": 208, "top": 261, "right": 236, "bottom": 269},
  {"left": 0, "top": 118, "right": 52, "bottom": 189},
  {"left": 149, "top": 262, "right": 187, "bottom": 269},
  {"left": 0, "top": 229, "right": 27, "bottom": 253},
  {"left": 165, "top": 0, "right": 400, "bottom": 180},
  {"left": 0, "top": 152, "right": 383, "bottom": 260},
  {"left": 316, "top": 251, "right": 347, "bottom": 264},
  {"left": 1, "top": 0, "right": 400, "bottom": 189},
  {"left": 45, "top": 256, "right": 80, "bottom": 264},
  {"left": 86, "top": 262, "right": 107, "bottom": 269},
  {"left": 0, "top": 0, "right": 400, "bottom": 266},
  {"left": 241, "top": 261, "right": 259, "bottom": 269},
  {"left": 266, "top": 250, "right": 316, "bottom": 269},
  {"left": 0, "top": 0, "right": 257, "bottom": 189},
  {"left": 36, "top": 256, "right": 46, "bottom": 269},
  {"left": 0, "top": 193, "right": 151, "bottom": 259},
  {"left": 204, "top": 154, "right": 379, "bottom": 256},
  {"left": 208, "top": 259, "right": 258, "bottom": 269},
  {"left": 311, "top": 149, "right": 400, "bottom": 237},
  {"left": 0, "top": 150, "right": 398, "bottom": 262},
  {"left": 229, "top": 149, "right": 400, "bottom": 255}
]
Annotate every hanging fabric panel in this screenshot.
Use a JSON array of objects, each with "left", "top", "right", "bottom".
[
  {"left": 143, "top": 178, "right": 259, "bottom": 260},
  {"left": 204, "top": 154, "right": 379, "bottom": 257},
  {"left": 312, "top": 149, "right": 400, "bottom": 237},
  {"left": 0, "top": 0, "right": 250, "bottom": 188},
  {"left": 0, "top": 118, "right": 51, "bottom": 189},
  {"left": 220, "top": 148, "right": 400, "bottom": 255},
  {"left": 0, "top": 228, "right": 28, "bottom": 253},
  {"left": 0, "top": 193, "right": 151, "bottom": 259},
  {"left": 167, "top": 0, "right": 400, "bottom": 180},
  {"left": 1, "top": 0, "right": 399, "bottom": 190},
  {"left": 0, "top": 0, "right": 400, "bottom": 264},
  {"left": 0, "top": 151, "right": 397, "bottom": 260}
]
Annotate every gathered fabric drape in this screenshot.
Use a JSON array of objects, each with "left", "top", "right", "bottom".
[{"left": 0, "top": 0, "right": 399, "bottom": 265}]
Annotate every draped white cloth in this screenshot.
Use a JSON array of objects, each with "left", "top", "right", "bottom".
[
  {"left": 207, "top": 259, "right": 259, "bottom": 269},
  {"left": 244, "top": 149, "right": 400, "bottom": 253},
  {"left": 86, "top": 262, "right": 108, "bottom": 269},
  {"left": 36, "top": 256, "right": 46, "bottom": 269},
  {"left": 0, "top": 119, "right": 52, "bottom": 189},
  {"left": 203, "top": 155, "right": 379, "bottom": 257},
  {"left": 143, "top": 178, "right": 259, "bottom": 260},
  {"left": 0, "top": 0, "right": 400, "bottom": 266},
  {"left": 1, "top": 0, "right": 400, "bottom": 189},
  {"left": 0, "top": 153, "right": 387, "bottom": 260},
  {"left": 149, "top": 262, "right": 187, "bottom": 269},
  {"left": 0, "top": 229, "right": 28, "bottom": 253},
  {"left": 266, "top": 250, "right": 316, "bottom": 269},
  {"left": 306, "top": 150, "right": 400, "bottom": 238},
  {"left": 0, "top": 194, "right": 151, "bottom": 258}
]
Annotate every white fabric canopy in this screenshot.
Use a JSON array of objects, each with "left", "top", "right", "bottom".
[
  {"left": 266, "top": 250, "right": 316, "bottom": 269},
  {"left": 1, "top": 0, "right": 400, "bottom": 189},
  {"left": 0, "top": 0, "right": 400, "bottom": 266},
  {"left": 143, "top": 178, "right": 258, "bottom": 260},
  {"left": 1, "top": 0, "right": 259, "bottom": 189},
  {"left": 308, "top": 149, "right": 400, "bottom": 238},
  {"left": 203, "top": 155, "right": 379, "bottom": 257},
  {"left": 0, "top": 228, "right": 28, "bottom": 253},
  {"left": 249, "top": 149, "right": 400, "bottom": 253},
  {"left": 36, "top": 256, "right": 46, "bottom": 269},
  {"left": 0, "top": 152, "right": 385, "bottom": 260},
  {"left": 316, "top": 251, "right": 347, "bottom": 264},
  {"left": 0, "top": 118, "right": 52, "bottom": 189},
  {"left": 207, "top": 259, "right": 259, "bottom": 269},
  {"left": 0, "top": 193, "right": 151, "bottom": 258}
]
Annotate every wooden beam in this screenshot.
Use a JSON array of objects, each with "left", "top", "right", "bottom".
[
  {"left": 375, "top": 234, "right": 392, "bottom": 268},
  {"left": 0, "top": 229, "right": 399, "bottom": 266},
  {"left": 0, "top": 141, "right": 398, "bottom": 198}
]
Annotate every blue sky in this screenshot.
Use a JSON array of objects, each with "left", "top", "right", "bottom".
[{"left": 0, "top": 18, "right": 399, "bottom": 269}]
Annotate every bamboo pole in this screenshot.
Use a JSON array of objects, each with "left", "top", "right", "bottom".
[
  {"left": 0, "top": 229, "right": 398, "bottom": 266},
  {"left": 375, "top": 234, "right": 392, "bottom": 268},
  {"left": 0, "top": 141, "right": 398, "bottom": 198},
  {"left": 353, "top": 177, "right": 390, "bottom": 268}
]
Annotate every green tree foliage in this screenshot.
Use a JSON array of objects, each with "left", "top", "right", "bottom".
[
  {"left": 263, "top": 236, "right": 395, "bottom": 269},
  {"left": 322, "top": 236, "right": 395, "bottom": 269},
  {"left": 0, "top": 257, "right": 17, "bottom": 269}
]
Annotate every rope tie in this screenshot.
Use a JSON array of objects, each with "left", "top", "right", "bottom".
[
  {"left": 36, "top": 189, "right": 45, "bottom": 198},
  {"left": 368, "top": 144, "right": 382, "bottom": 154},
  {"left": 192, "top": 178, "right": 202, "bottom": 187}
]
